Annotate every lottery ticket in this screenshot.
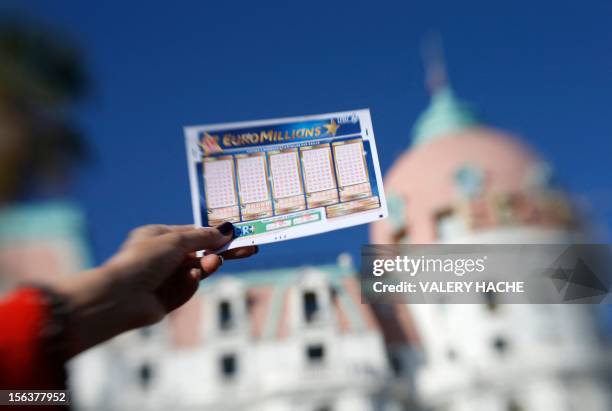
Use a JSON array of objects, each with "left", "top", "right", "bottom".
[
  {"left": 269, "top": 148, "right": 306, "bottom": 214},
  {"left": 333, "top": 139, "right": 372, "bottom": 202},
  {"left": 236, "top": 153, "right": 273, "bottom": 220},
  {"left": 300, "top": 144, "right": 339, "bottom": 208},
  {"left": 202, "top": 156, "right": 240, "bottom": 225},
  {"left": 185, "top": 109, "right": 387, "bottom": 249},
  {"left": 269, "top": 149, "right": 303, "bottom": 199}
]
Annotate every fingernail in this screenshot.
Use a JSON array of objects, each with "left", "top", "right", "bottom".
[
  {"left": 253, "top": 246, "right": 259, "bottom": 254},
  {"left": 217, "top": 222, "right": 235, "bottom": 237},
  {"left": 218, "top": 255, "right": 225, "bottom": 266},
  {"left": 190, "top": 268, "right": 202, "bottom": 281}
]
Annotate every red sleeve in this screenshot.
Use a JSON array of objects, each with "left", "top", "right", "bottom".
[{"left": 0, "top": 288, "right": 66, "bottom": 390}]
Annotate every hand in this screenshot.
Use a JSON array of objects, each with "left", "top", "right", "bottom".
[{"left": 51, "top": 222, "right": 256, "bottom": 357}]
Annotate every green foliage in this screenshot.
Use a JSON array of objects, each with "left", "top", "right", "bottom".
[
  {"left": 0, "top": 18, "right": 88, "bottom": 106},
  {"left": 0, "top": 17, "right": 90, "bottom": 198}
]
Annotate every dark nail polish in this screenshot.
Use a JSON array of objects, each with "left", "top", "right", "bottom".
[
  {"left": 253, "top": 246, "right": 259, "bottom": 254},
  {"left": 217, "top": 221, "right": 235, "bottom": 237}
]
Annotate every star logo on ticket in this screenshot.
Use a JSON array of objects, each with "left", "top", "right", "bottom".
[
  {"left": 323, "top": 119, "right": 340, "bottom": 136},
  {"left": 199, "top": 132, "right": 222, "bottom": 154}
]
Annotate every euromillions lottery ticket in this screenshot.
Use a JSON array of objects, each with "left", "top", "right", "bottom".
[{"left": 184, "top": 109, "right": 388, "bottom": 249}]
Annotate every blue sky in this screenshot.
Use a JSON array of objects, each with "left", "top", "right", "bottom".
[{"left": 2, "top": 0, "right": 611, "bottom": 272}]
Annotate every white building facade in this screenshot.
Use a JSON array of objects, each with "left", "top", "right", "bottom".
[
  {"left": 71, "top": 259, "right": 420, "bottom": 411},
  {"left": 370, "top": 85, "right": 612, "bottom": 411}
]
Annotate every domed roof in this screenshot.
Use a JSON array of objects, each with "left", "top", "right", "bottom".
[
  {"left": 370, "top": 88, "right": 575, "bottom": 244},
  {"left": 412, "top": 86, "right": 479, "bottom": 147}
]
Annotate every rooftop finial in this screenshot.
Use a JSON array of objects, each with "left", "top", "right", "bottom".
[
  {"left": 421, "top": 31, "right": 448, "bottom": 94},
  {"left": 412, "top": 33, "right": 480, "bottom": 146}
]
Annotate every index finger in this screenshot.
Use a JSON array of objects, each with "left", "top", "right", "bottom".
[{"left": 169, "top": 223, "right": 236, "bottom": 252}]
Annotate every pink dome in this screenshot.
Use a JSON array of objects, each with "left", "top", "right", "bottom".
[{"left": 370, "top": 126, "right": 574, "bottom": 244}]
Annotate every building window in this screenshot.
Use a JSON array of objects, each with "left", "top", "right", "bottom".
[
  {"left": 454, "top": 165, "right": 484, "bottom": 199},
  {"left": 493, "top": 336, "right": 509, "bottom": 354},
  {"left": 218, "top": 300, "right": 233, "bottom": 330},
  {"left": 507, "top": 399, "right": 524, "bottom": 411},
  {"left": 306, "top": 344, "right": 325, "bottom": 365},
  {"left": 388, "top": 352, "right": 403, "bottom": 376},
  {"left": 139, "top": 327, "right": 153, "bottom": 338},
  {"left": 246, "top": 293, "right": 256, "bottom": 313},
  {"left": 495, "top": 194, "right": 516, "bottom": 224},
  {"left": 435, "top": 208, "right": 468, "bottom": 241},
  {"left": 484, "top": 291, "right": 498, "bottom": 312},
  {"left": 138, "top": 363, "right": 153, "bottom": 390},
  {"left": 303, "top": 291, "right": 319, "bottom": 323},
  {"left": 391, "top": 226, "right": 410, "bottom": 244},
  {"left": 220, "top": 354, "right": 238, "bottom": 379}
]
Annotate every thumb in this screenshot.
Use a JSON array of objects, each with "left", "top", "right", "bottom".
[{"left": 171, "top": 222, "right": 236, "bottom": 253}]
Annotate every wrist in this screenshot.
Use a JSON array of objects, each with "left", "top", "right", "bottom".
[
  {"left": 52, "top": 267, "right": 114, "bottom": 312},
  {"left": 49, "top": 267, "right": 126, "bottom": 357}
]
